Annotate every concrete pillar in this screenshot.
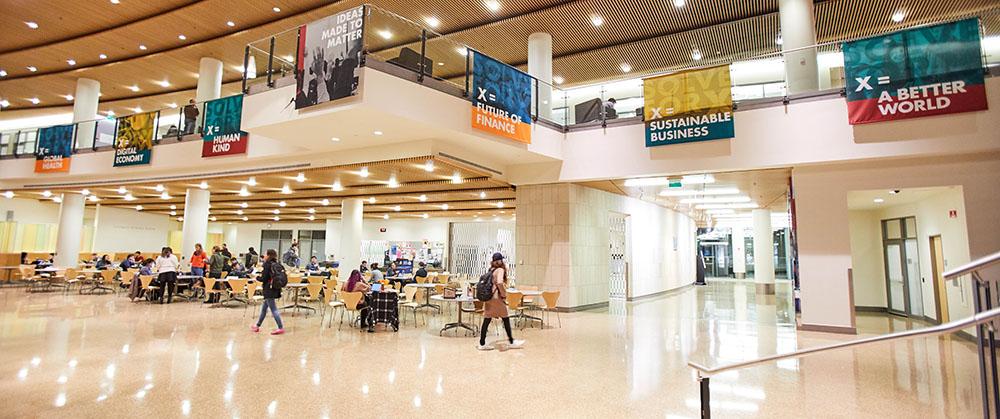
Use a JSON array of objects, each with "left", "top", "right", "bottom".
[
  {"left": 325, "top": 218, "right": 339, "bottom": 261},
  {"left": 753, "top": 209, "right": 775, "bottom": 295},
  {"left": 527, "top": 32, "right": 553, "bottom": 120},
  {"left": 195, "top": 57, "right": 224, "bottom": 102},
  {"left": 180, "top": 188, "right": 210, "bottom": 265},
  {"left": 54, "top": 193, "right": 85, "bottom": 268},
  {"left": 732, "top": 223, "right": 747, "bottom": 279},
  {"left": 778, "top": 0, "right": 819, "bottom": 94},
  {"left": 73, "top": 78, "right": 100, "bottom": 147},
  {"left": 339, "top": 199, "right": 363, "bottom": 275}
]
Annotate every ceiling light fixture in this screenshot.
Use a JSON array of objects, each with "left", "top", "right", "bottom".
[
  {"left": 178, "top": 34, "right": 187, "bottom": 40},
  {"left": 169, "top": 205, "right": 177, "bottom": 210},
  {"left": 273, "top": 209, "right": 280, "bottom": 215},
  {"left": 3, "top": 191, "right": 13, "bottom": 199},
  {"left": 553, "top": 76, "right": 564, "bottom": 84},
  {"left": 89, "top": 195, "right": 99, "bottom": 202},
  {"left": 135, "top": 205, "right": 143, "bottom": 211},
  {"left": 0, "top": 70, "right": 6, "bottom": 77},
  {"left": 27, "top": 66, "right": 38, "bottom": 72},
  {"left": 67, "top": 59, "right": 76, "bottom": 66},
  {"left": 673, "top": 0, "right": 685, "bottom": 7},
  {"left": 25, "top": 21, "right": 39, "bottom": 29},
  {"left": 272, "top": 6, "right": 281, "bottom": 13},
  {"left": 619, "top": 63, "right": 632, "bottom": 73},
  {"left": 321, "top": 199, "right": 330, "bottom": 206},
  {"left": 81, "top": 189, "right": 91, "bottom": 196},
  {"left": 496, "top": 202, "right": 505, "bottom": 208},
  {"left": 53, "top": 197, "right": 62, "bottom": 203},
  {"left": 691, "top": 49, "right": 703, "bottom": 61},
  {"left": 281, "top": 184, "right": 292, "bottom": 194},
  {"left": 278, "top": 201, "right": 287, "bottom": 207},
  {"left": 418, "top": 194, "right": 427, "bottom": 202},
  {"left": 659, "top": 188, "right": 740, "bottom": 197},
  {"left": 155, "top": 184, "right": 165, "bottom": 192},
  {"left": 128, "top": 85, "right": 140, "bottom": 92},
  {"left": 132, "top": 106, "right": 143, "bottom": 113},
  {"left": 424, "top": 16, "right": 440, "bottom": 28},
  {"left": 156, "top": 80, "right": 170, "bottom": 87},
  {"left": 227, "top": 21, "right": 235, "bottom": 27},
  {"left": 273, "top": 216, "right": 280, "bottom": 221},
  {"left": 421, "top": 213, "right": 430, "bottom": 219},
  {"left": 111, "top": 0, "right": 120, "bottom": 4},
  {"left": 295, "top": 172, "right": 306, "bottom": 183},
  {"left": 359, "top": 167, "right": 369, "bottom": 178},
  {"left": 240, "top": 202, "right": 249, "bottom": 208},
  {"left": 377, "top": 30, "right": 392, "bottom": 40},
  {"left": 239, "top": 186, "right": 250, "bottom": 197},
  {"left": 441, "top": 204, "right": 449, "bottom": 210},
  {"left": 0, "top": 100, "right": 8, "bottom": 108},
  {"left": 695, "top": 203, "right": 759, "bottom": 210},
  {"left": 247, "top": 177, "right": 257, "bottom": 186},
  {"left": 118, "top": 187, "right": 128, "bottom": 194},
  {"left": 236, "top": 209, "right": 244, "bottom": 215},
  {"left": 242, "top": 216, "right": 249, "bottom": 221},
  {"left": 160, "top": 192, "right": 171, "bottom": 200},
  {"left": 64, "top": 95, "right": 74, "bottom": 101},
  {"left": 124, "top": 193, "right": 136, "bottom": 201},
  {"left": 210, "top": 216, "right": 217, "bottom": 222},
  {"left": 308, "top": 215, "right": 316, "bottom": 221},
  {"left": 394, "top": 205, "right": 401, "bottom": 212},
  {"left": 199, "top": 181, "right": 208, "bottom": 190},
  {"left": 387, "top": 174, "right": 399, "bottom": 188},
  {"left": 383, "top": 214, "right": 390, "bottom": 220},
  {"left": 891, "top": 10, "right": 905, "bottom": 23},
  {"left": 372, "top": 130, "right": 383, "bottom": 136},
  {"left": 775, "top": 34, "right": 783, "bottom": 45},
  {"left": 874, "top": 198, "right": 885, "bottom": 204},
  {"left": 456, "top": 47, "right": 469, "bottom": 56},
  {"left": 42, "top": 190, "right": 53, "bottom": 197},
  {"left": 28, "top": 97, "right": 40, "bottom": 105},
  {"left": 99, "top": 54, "right": 108, "bottom": 59},
  {"left": 330, "top": 136, "right": 341, "bottom": 142},
  {"left": 679, "top": 196, "right": 751, "bottom": 204},
  {"left": 307, "top": 208, "right": 316, "bottom": 214},
  {"left": 479, "top": 191, "right": 487, "bottom": 199},
  {"left": 332, "top": 180, "right": 344, "bottom": 192},
  {"left": 167, "top": 102, "right": 177, "bottom": 108},
  {"left": 485, "top": 0, "right": 501, "bottom": 12},
  {"left": 681, "top": 174, "right": 716, "bottom": 185},
  {"left": 424, "top": 160, "right": 435, "bottom": 172},
  {"left": 368, "top": 197, "right": 376, "bottom": 204},
  {"left": 139, "top": 44, "right": 147, "bottom": 51},
  {"left": 590, "top": 15, "right": 603, "bottom": 27},
  {"left": 451, "top": 172, "right": 462, "bottom": 184}
]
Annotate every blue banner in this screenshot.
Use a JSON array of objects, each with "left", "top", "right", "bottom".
[
  {"left": 471, "top": 51, "right": 532, "bottom": 143},
  {"left": 35, "top": 124, "right": 74, "bottom": 173}
]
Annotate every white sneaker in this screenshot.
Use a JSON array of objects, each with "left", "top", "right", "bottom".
[
  {"left": 509, "top": 339, "right": 525, "bottom": 349},
  {"left": 476, "top": 344, "right": 494, "bottom": 351}
]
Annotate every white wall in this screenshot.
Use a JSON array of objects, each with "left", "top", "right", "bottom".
[
  {"left": 848, "top": 209, "right": 886, "bottom": 308},
  {"left": 92, "top": 205, "right": 179, "bottom": 253},
  {"left": 0, "top": 196, "right": 63, "bottom": 224}
]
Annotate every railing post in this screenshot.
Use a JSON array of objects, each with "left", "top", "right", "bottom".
[
  {"left": 972, "top": 276, "right": 993, "bottom": 419},
  {"left": 532, "top": 78, "right": 539, "bottom": 123},
  {"left": 12, "top": 130, "right": 20, "bottom": 158},
  {"left": 72, "top": 122, "right": 79, "bottom": 153},
  {"left": 267, "top": 37, "right": 276, "bottom": 88},
  {"left": 464, "top": 48, "right": 471, "bottom": 98},
  {"left": 699, "top": 375, "right": 711, "bottom": 419},
  {"left": 418, "top": 29, "right": 427, "bottom": 83},
  {"left": 242, "top": 45, "right": 250, "bottom": 94},
  {"left": 153, "top": 111, "right": 162, "bottom": 144},
  {"left": 92, "top": 120, "right": 100, "bottom": 151}
]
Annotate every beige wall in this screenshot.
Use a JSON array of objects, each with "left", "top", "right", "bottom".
[
  {"left": 92, "top": 205, "right": 179, "bottom": 253},
  {"left": 848, "top": 209, "right": 886, "bottom": 308},
  {"left": 516, "top": 183, "right": 696, "bottom": 308},
  {"left": 794, "top": 153, "right": 997, "bottom": 331}
]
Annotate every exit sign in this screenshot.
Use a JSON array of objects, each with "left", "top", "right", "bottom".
[{"left": 668, "top": 180, "right": 682, "bottom": 188}]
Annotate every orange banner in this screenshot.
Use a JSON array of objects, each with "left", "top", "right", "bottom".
[
  {"left": 35, "top": 157, "right": 70, "bottom": 173},
  {"left": 471, "top": 106, "right": 531, "bottom": 144}
]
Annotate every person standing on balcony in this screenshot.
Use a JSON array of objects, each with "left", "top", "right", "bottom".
[{"left": 182, "top": 99, "right": 199, "bottom": 134}]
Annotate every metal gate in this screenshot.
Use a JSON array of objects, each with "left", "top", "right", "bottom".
[{"left": 609, "top": 213, "right": 629, "bottom": 299}]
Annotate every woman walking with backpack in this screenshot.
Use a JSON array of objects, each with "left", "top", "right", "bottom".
[
  {"left": 478, "top": 253, "right": 524, "bottom": 351},
  {"left": 251, "top": 249, "right": 285, "bottom": 335}
]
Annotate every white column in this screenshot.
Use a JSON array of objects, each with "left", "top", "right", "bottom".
[
  {"left": 54, "top": 193, "right": 85, "bottom": 268},
  {"left": 91, "top": 203, "right": 101, "bottom": 252},
  {"left": 339, "top": 199, "right": 363, "bottom": 275},
  {"left": 180, "top": 188, "right": 210, "bottom": 265},
  {"left": 527, "top": 32, "right": 553, "bottom": 120},
  {"left": 223, "top": 224, "right": 238, "bottom": 250},
  {"left": 778, "top": 0, "right": 819, "bottom": 94},
  {"left": 195, "top": 57, "right": 224, "bottom": 102},
  {"left": 732, "top": 223, "right": 747, "bottom": 279},
  {"left": 73, "top": 78, "right": 101, "bottom": 146},
  {"left": 753, "top": 209, "right": 775, "bottom": 295},
  {"left": 325, "top": 218, "right": 339, "bottom": 261}
]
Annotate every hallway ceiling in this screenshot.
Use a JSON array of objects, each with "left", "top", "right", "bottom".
[
  {"left": 6, "top": 155, "right": 516, "bottom": 223},
  {"left": 1, "top": 0, "right": 997, "bottom": 115}
]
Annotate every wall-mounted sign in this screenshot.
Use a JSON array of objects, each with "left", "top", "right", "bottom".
[
  {"left": 113, "top": 111, "right": 156, "bottom": 167},
  {"left": 643, "top": 65, "right": 735, "bottom": 147},
  {"left": 844, "top": 18, "right": 988, "bottom": 124},
  {"left": 471, "top": 50, "right": 532, "bottom": 144},
  {"left": 35, "top": 124, "right": 74, "bottom": 173},
  {"left": 202, "top": 94, "right": 249, "bottom": 158},
  {"left": 294, "top": 6, "right": 365, "bottom": 110}
]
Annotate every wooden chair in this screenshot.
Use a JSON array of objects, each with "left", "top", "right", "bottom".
[
  {"left": 433, "top": 284, "right": 445, "bottom": 296},
  {"left": 520, "top": 285, "right": 540, "bottom": 307},
  {"left": 398, "top": 287, "right": 425, "bottom": 327},
  {"left": 137, "top": 275, "right": 159, "bottom": 302},
  {"left": 339, "top": 291, "right": 365, "bottom": 330},
  {"left": 460, "top": 300, "right": 485, "bottom": 331},
  {"left": 328, "top": 268, "right": 339, "bottom": 279},
  {"left": 226, "top": 279, "right": 249, "bottom": 306},
  {"left": 96, "top": 269, "right": 118, "bottom": 294},
  {"left": 202, "top": 278, "right": 224, "bottom": 307},
  {"left": 540, "top": 291, "right": 562, "bottom": 328},
  {"left": 244, "top": 280, "right": 263, "bottom": 316},
  {"left": 415, "top": 276, "right": 428, "bottom": 284},
  {"left": 506, "top": 291, "right": 528, "bottom": 329},
  {"left": 322, "top": 279, "right": 345, "bottom": 328},
  {"left": 437, "top": 273, "right": 451, "bottom": 284},
  {"left": 301, "top": 282, "right": 324, "bottom": 314},
  {"left": 64, "top": 267, "right": 87, "bottom": 293},
  {"left": 46, "top": 268, "right": 69, "bottom": 292},
  {"left": 19, "top": 265, "right": 48, "bottom": 292}
]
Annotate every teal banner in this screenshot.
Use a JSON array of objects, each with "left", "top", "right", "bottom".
[
  {"left": 202, "top": 95, "right": 248, "bottom": 158},
  {"left": 645, "top": 112, "right": 734, "bottom": 146}
]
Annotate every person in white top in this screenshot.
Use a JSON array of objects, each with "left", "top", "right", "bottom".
[{"left": 154, "top": 246, "right": 180, "bottom": 304}]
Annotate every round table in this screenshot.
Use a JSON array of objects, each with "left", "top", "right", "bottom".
[
  {"left": 403, "top": 283, "right": 442, "bottom": 312},
  {"left": 430, "top": 294, "right": 477, "bottom": 336},
  {"left": 508, "top": 289, "right": 544, "bottom": 326},
  {"left": 281, "top": 282, "right": 315, "bottom": 314}
]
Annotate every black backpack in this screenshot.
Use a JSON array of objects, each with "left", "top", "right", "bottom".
[
  {"left": 475, "top": 268, "right": 496, "bottom": 301},
  {"left": 270, "top": 263, "right": 288, "bottom": 288}
]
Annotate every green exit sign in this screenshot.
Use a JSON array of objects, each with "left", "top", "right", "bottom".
[{"left": 668, "top": 180, "right": 682, "bottom": 188}]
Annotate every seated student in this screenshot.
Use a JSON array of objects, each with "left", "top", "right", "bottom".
[
  {"left": 35, "top": 254, "right": 55, "bottom": 267},
  {"left": 341, "top": 270, "right": 373, "bottom": 332},
  {"left": 359, "top": 260, "right": 369, "bottom": 273},
  {"left": 88, "top": 253, "right": 100, "bottom": 264},
  {"left": 305, "top": 256, "right": 320, "bottom": 272},
  {"left": 414, "top": 261, "right": 428, "bottom": 279},
  {"left": 128, "top": 259, "right": 156, "bottom": 301},
  {"left": 95, "top": 254, "right": 113, "bottom": 270},
  {"left": 229, "top": 260, "right": 248, "bottom": 278},
  {"left": 369, "top": 263, "right": 384, "bottom": 282},
  {"left": 120, "top": 254, "right": 135, "bottom": 270},
  {"left": 386, "top": 262, "right": 397, "bottom": 278}
]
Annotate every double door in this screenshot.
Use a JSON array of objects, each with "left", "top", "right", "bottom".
[{"left": 882, "top": 217, "right": 923, "bottom": 317}]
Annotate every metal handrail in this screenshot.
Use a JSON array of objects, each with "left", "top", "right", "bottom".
[
  {"left": 944, "top": 250, "right": 1000, "bottom": 281},
  {"left": 689, "top": 306, "right": 1000, "bottom": 378}
]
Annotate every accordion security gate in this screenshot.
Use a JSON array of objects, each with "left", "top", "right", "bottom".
[{"left": 449, "top": 222, "right": 516, "bottom": 279}]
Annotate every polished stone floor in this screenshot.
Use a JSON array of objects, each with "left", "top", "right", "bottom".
[{"left": 0, "top": 280, "right": 983, "bottom": 418}]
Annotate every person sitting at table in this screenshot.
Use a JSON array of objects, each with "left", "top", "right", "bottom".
[
  {"left": 229, "top": 260, "right": 248, "bottom": 278},
  {"left": 127, "top": 258, "right": 156, "bottom": 300},
  {"left": 282, "top": 244, "right": 300, "bottom": 268},
  {"left": 342, "top": 270, "right": 373, "bottom": 332},
  {"left": 414, "top": 262, "right": 428, "bottom": 279},
  {"left": 95, "top": 254, "right": 113, "bottom": 270},
  {"left": 120, "top": 254, "right": 135, "bottom": 270},
  {"left": 370, "top": 263, "right": 384, "bottom": 282},
  {"left": 305, "top": 256, "right": 320, "bottom": 272},
  {"left": 386, "top": 262, "right": 398, "bottom": 278},
  {"left": 359, "top": 260, "right": 369, "bottom": 273},
  {"left": 88, "top": 253, "right": 100, "bottom": 264}
]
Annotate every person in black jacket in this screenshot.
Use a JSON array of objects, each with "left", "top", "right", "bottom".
[{"left": 251, "top": 249, "right": 285, "bottom": 335}]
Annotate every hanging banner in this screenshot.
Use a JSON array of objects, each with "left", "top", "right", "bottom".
[
  {"left": 295, "top": 6, "right": 365, "bottom": 110},
  {"left": 35, "top": 124, "right": 74, "bottom": 173},
  {"left": 643, "top": 65, "right": 734, "bottom": 147},
  {"left": 844, "top": 18, "right": 987, "bottom": 125},
  {"left": 113, "top": 111, "right": 156, "bottom": 167},
  {"left": 202, "top": 94, "right": 249, "bottom": 158},
  {"left": 471, "top": 51, "right": 532, "bottom": 144}
]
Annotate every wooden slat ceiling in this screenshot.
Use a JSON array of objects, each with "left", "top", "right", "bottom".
[
  {"left": 7, "top": 156, "right": 516, "bottom": 222},
  {"left": 1, "top": 0, "right": 998, "bottom": 114}
]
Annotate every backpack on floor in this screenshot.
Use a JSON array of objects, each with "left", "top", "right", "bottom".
[
  {"left": 475, "top": 268, "right": 496, "bottom": 301},
  {"left": 271, "top": 263, "right": 288, "bottom": 288}
]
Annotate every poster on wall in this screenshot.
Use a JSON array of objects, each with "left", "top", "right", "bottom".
[
  {"left": 113, "top": 111, "right": 156, "bottom": 167},
  {"left": 35, "top": 124, "right": 74, "bottom": 173},
  {"left": 844, "top": 18, "right": 988, "bottom": 125},
  {"left": 294, "top": 6, "right": 365, "bottom": 110},
  {"left": 471, "top": 51, "right": 532, "bottom": 144},
  {"left": 643, "top": 65, "right": 735, "bottom": 147},
  {"left": 202, "top": 94, "right": 249, "bottom": 158}
]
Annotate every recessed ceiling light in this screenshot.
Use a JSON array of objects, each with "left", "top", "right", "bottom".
[
  {"left": 330, "top": 136, "right": 341, "bottom": 142},
  {"left": 295, "top": 172, "right": 306, "bottom": 183},
  {"left": 27, "top": 66, "right": 38, "bottom": 72},
  {"left": 28, "top": 97, "right": 40, "bottom": 105},
  {"left": 590, "top": 15, "right": 603, "bottom": 27},
  {"left": 619, "top": 63, "right": 631, "bottom": 73},
  {"left": 387, "top": 175, "right": 399, "bottom": 188},
  {"left": 63, "top": 95, "right": 74, "bottom": 101},
  {"left": 273, "top": 216, "right": 280, "bottom": 221},
  {"left": 891, "top": 10, "right": 905, "bottom": 23},
  {"left": 418, "top": 194, "right": 427, "bottom": 202},
  {"left": 273, "top": 209, "right": 280, "bottom": 215},
  {"left": 118, "top": 187, "right": 128, "bottom": 194},
  {"left": 278, "top": 201, "right": 287, "bottom": 207},
  {"left": 496, "top": 202, "right": 505, "bottom": 208},
  {"left": 135, "top": 205, "right": 143, "bottom": 211},
  {"left": 442, "top": 204, "right": 449, "bottom": 210},
  {"left": 52, "top": 196, "right": 62, "bottom": 203},
  {"left": 553, "top": 76, "right": 565, "bottom": 84},
  {"left": 308, "top": 215, "right": 316, "bottom": 221},
  {"left": 210, "top": 216, "right": 217, "bottom": 222},
  {"left": 0, "top": 100, "right": 8, "bottom": 108},
  {"left": 421, "top": 213, "right": 430, "bottom": 219},
  {"left": 437, "top": 62, "right": 444, "bottom": 66},
  {"left": 775, "top": 34, "right": 783, "bottom": 45},
  {"left": 359, "top": 167, "right": 369, "bottom": 178},
  {"left": 321, "top": 199, "right": 330, "bottom": 206},
  {"left": 25, "top": 21, "right": 39, "bottom": 29},
  {"left": 456, "top": 47, "right": 469, "bottom": 56},
  {"left": 281, "top": 184, "right": 292, "bottom": 194},
  {"left": 424, "top": 17, "right": 440, "bottom": 28},
  {"left": 99, "top": 53, "right": 108, "bottom": 60},
  {"left": 42, "top": 190, "right": 53, "bottom": 197},
  {"left": 373, "top": 130, "right": 383, "bottom": 136},
  {"left": 128, "top": 85, "right": 140, "bottom": 92},
  {"left": 691, "top": 49, "right": 703, "bottom": 61},
  {"left": 3, "top": 191, "right": 14, "bottom": 199},
  {"left": 240, "top": 202, "right": 249, "bottom": 208},
  {"left": 131, "top": 106, "right": 142, "bottom": 113},
  {"left": 178, "top": 34, "right": 187, "bottom": 40},
  {"left": 0, "top": 70, "right": 6, "bottom": 77},
  {"left": 424, "top": 160, "right": 435, "bottom": 172},
  {"left": 368, "top": 197, "right": 376, "bottom": 204},
  {"left": 236, "top": 209, "right": 244, "bottom": 215},
  {"left": 673, "top": 0, "right": 685, "bottom": 7},
  {"left": 307, "top": 208, "right": 316, "bottom": 214},
  {"left": 66, "top": 59, "right": 76, "bottom": 66},
  {"left": 332, "top": 180, "right": 344, "bottom": 191},
  {"left": 154, "top": 184, "right": 165, "bottom": 192},
  {"left": 239, "top": 186, "right": 250, "bottom": 197},
  {"left": 167, "top": 102, "right": 177, "bottom": 108},
  {"left": 485, "top": 0, "right": 501, "bottom": 12},
  {"left": 111, "top": 0, "right": 120, "bottom": 4},
  {"left": 480, "top": 191, "right": 487, "bottom": 199},
  {"left": 247, "top": 177, "right": 257, "bottom": 186},
  {"left": 123, "top": 193, "right": 136, "bottom": 201},
  {"left": 377, "top": 30, "right": 393, "bottom": 40},
  {"left": 138, "top": 44, "right": 147, "bottom": 51},
  {"left": 242, "top": 216, "right": 249, "bottom": 221},
  {"left": 272, "top": 6, "right": 281, "bottom": 13},
  {"left": 80, "top": 189, "right": 91, "bottom": 196},
  {"left": 383, "top": 214, "right": 390, "bottom": 220},
  {"left": 199, "top": 181, "right": 208, "bottom": 189},
  {"left": 156, "top": 80, "right": 170, "bottom": 87},
  {"left": 88, "top": 195, "right": 99, "bottom": 202},
  {"left": 874, "top": 198, "right": 885, "bottom": 203},
  {"left": 451, "top": 172, "right": 462, "bottom": 184},
  {"left": 226, "top": 21, "right": 235, "bottom": 27},
  {"left": 394, "top": 205, "right": 401, "bottom": 212}
]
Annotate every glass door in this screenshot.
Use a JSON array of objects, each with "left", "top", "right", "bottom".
[
  {"left": 884, "top": 242, "right": 906, "bottom": 314},
  {"left": 881, "top": 217, "right": 922, "bottom": 317}
]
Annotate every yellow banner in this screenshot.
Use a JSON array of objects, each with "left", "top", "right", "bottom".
[{"left": 643, "top": 65, "right": 732, "bottom": 120}]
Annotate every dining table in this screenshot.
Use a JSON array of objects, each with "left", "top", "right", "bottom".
[
  {"left": 430, "top": 294, "right": 477, "bottom": 336},
  {"left": 403, "top": 283, "right": 441, "bottom": 312},
  {"left": 508, "top": 288, "right": 544, "bottom": 326},
  {"left": 281, "top": 282, "right": 315, "bottom": 314}
]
